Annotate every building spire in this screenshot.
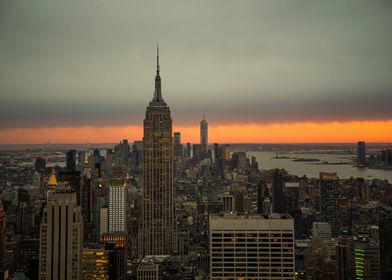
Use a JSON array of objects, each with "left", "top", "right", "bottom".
[
  {"left": 157, "top": 44, "right": 160, "bottom": 75},
  {"left": 203, "top": 109, "right": 205, "bottom": 121},
  {"left": 150, "top": 44, "right": 166, "bottom": 106}
]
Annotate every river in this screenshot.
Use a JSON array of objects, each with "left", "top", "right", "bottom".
[{"left": 248, "top": 151, "right": 392, "bottom": 182}]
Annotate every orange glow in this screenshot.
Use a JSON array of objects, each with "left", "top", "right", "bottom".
[{"left": 0, "top": 120, "right": 391, "bottom": 144}]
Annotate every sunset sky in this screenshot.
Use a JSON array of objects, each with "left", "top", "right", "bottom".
[{"left": 1, "top": 0, "right": 391, "bottom": 144}]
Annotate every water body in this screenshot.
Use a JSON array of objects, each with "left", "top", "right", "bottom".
[{"left": 248, "top": 151, "right": 392, "bottom": 182}]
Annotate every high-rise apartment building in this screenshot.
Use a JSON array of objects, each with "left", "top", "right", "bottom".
[
  {"left": 209, "top": 213, "right": 295, "bottom": 279},
  {"left": 200, "top": 111, "right": 208, "bottom": 159},
  {"left": 108, "top": 178, "right": 127, "bottom": 232},
  {"left": 139, "top": 47, "right": 176, "bottom": 257},
  {"left": 39, "top": 184, "right": 83, "bottom": 280}
]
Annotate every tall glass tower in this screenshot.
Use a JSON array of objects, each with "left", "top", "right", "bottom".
[{"left": 200, "top": 111, "right": 208, "bottom": 159}]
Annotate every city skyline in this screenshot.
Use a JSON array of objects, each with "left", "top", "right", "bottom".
[{"left": 1, "top": 0, "right": 392, "bottom": 144}]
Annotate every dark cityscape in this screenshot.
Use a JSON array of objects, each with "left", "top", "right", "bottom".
[{"left": 1, "top": 1, "right": 392, "bottom": 280}]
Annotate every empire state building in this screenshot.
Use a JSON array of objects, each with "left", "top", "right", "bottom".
[{"left": 139, "top": 47, "right": 176, "bottom": 256}]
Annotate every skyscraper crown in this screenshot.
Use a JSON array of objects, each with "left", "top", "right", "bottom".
[{"left": 150, "top": 44, "right": 167, "bottom": 106}]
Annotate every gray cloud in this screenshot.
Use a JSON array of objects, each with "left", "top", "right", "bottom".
[{"left": 0, "top": 0, "right": 391, "bottom": 129}]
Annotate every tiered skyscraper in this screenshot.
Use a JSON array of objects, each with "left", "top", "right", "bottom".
[{"left": 139, "top": 47, "right": 176, "bottom": 257}]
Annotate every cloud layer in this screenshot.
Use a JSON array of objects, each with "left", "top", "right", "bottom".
[{"left": 1, "top": 0, "right": 392, "bottom": 129}]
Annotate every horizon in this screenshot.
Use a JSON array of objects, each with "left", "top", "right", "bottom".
[{"left": 1, "top": 0, "right": 392, "bottom": 144}]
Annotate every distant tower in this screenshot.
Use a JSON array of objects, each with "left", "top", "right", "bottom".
[
  {"left": 357, "top": 141, "right": 366, "bottom": 167},
  {"left": 173, "top": 132, "right": 183, "bottom": 160},
  {"left": 271, "top": 169, "right": 286, "bottom": 214},
  {"left": 66, "top": 149, "right": 77, "bottom": 171},
  {"left": 185, "top": 143, "right": 191, "bottom": 159},
  {"left": 108, "top": 178, "right": 127, "bottom": 232},
  {"left": 200, "top": 110, "right": 208, "bottom": 159},
  {"left": 39, "top": 184, "right": 83, "bottom": 280},
  {"left": 139, "top": 46, "right": 176, "bottom": 257}
]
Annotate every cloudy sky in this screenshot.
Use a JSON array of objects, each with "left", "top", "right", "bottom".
[{"left": 0, "top": 0, "right": 391, "bottom": 143}]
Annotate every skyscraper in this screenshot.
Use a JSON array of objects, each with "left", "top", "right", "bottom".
[
  {"left": 272, "top": 169, "right": 286, "bottom": 214},
  {"left": 192, "top": 144, "right": 202, "bottom": 162},
  {"left": 66, "top": 149, "right": 77, "bottom": 171},
  {"left": 39, "top": 184, "right": 83, "bottom": 280},
  {"left": 184, "top": 142, "right": 191, "bottom": 159},
  {"left": 0, "top": 202, "right": 6, "bottom": 280},
  {"left": 139, "top": 47, "right": 176, "bottom": 257},
  {"left": 319, "top": 172, "right": 340, "bottom": 237},
  {"left": 200, "top": 110, "right": 208, "bottom": 159},
  {"left": 378, "top": 208, "right": 392, "bottom": 279},
  {"left": 348, "top": 235, "right": 380, "bottom": 280},
  {"left": 173, "top": 132, "right": 183, "bottom": 160},
  {"left": 357, "top": 141, "right": 366, "bottom": 167},
  {"left": 108, "top": 178, "right": 127, "bottom": 232},
  {"left": 81, "top": 244, "right": 109, "bottom": 280},
  {"left": 58, "top": 170, "right": 82, "bottom": 205},
  {"left": 209, "top": 213, "right": 295, "bottom": 279}
]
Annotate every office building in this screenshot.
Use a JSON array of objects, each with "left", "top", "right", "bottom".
[
  {"left": 103, "top": 241, "right": 127, "bottom": 280},
  {"left": 34, "top": 157, "right": 46, "bottom": 172},
  {"left": 230, "top": 152, "right": 247, "bottom": 169},
  {"left": 139, "top": 47, "right": 177, "bottom": 257},
  {"left": 319, "top": 172, "right": 340, "bottom": 237},
  {"left": 221, "top": 145, "right": 231, "bottom": 161},
  {"left": 272, "top": 169, "right": 286, "bottom": 214},
  {"left": 0, "top": 202, "right": 6, "bottom": 280},
  {"left": 184, "top": 143, "right": 191, "bottom": 159},
  {"left": 348, "top": 235, "right": 380, "bottom": 280},
  {"left": 257, "top": 181, "right": 268, "bottom": 214},
  {"left": 335, "top": 236, "right": 349, "bottom": 280},
  {"left": 200, "top": 111, "right": 208, "bottom": 159},
  {"left": 378, "top": 208, "right": 392, "bottom": 279},
  {"left": 39, "top": 184, "right": 83, "bottom": 280},
  {"left": 173, "top": 132, "right": 183, "bottom": 160},
  {"left": 108, "top": 178, "right": 127, "bottom": 232},
  {"left": 114, "top": 139, "right": 131, "bottom": 166},
  {"left": 58, "top": 170, "right": 82, "bottom": 205},
  {"left": 357, "top": 141, "right": 366, "bottom": 167},
  {"left": 218, "top": 193, "right": 235, "bottom": 213},
  {"left": 213, "top": 143, "right": 224, "bottom": 179},
  {"left": 66, "top": 149, "right": 77, "bottom": 171},
  {"left": 192, "top": 144, "right": 202, "bottom": 162},
  {"left": 209, "top": 213, "right": 295, "bottom": 279},
  {"left": 82, "top": 245, "right": 109, "bottom": 280}
]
